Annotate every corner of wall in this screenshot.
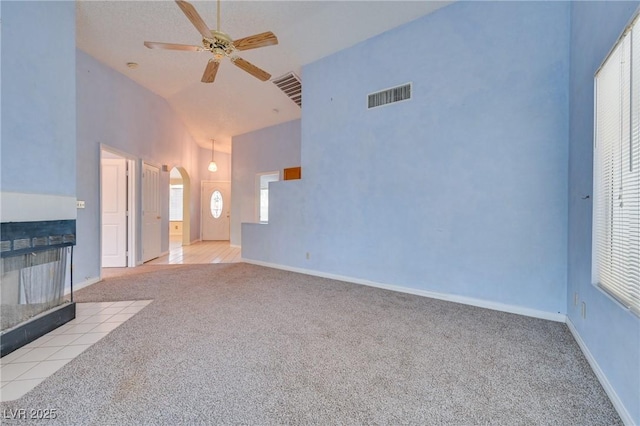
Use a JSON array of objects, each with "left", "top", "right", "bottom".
[{"left": 565, "top": 317, "right": 635, "bottom": 425}]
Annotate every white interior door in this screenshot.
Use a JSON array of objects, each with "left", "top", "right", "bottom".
[
  {"left": 101, "top": 157, "right": 127, "bottom": 267},
  {"left": 142, "top": 162, "right": 161, "bottom": 262},
  {"left": 202, "top": 181, "right": 230, "bottom": 240}
]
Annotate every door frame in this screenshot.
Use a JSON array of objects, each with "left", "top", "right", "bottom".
[
  {"left": 201, "top": 180, "right": 231, "bottom": 241},
  {"left": 100, "top": 145, "right": 137, "bottom": 269},
  {"left": 255, "top": 171, "right": 280, "bottom": 223},
  {"left": 171, "top": 166, "right": 192, "bottom": 246},
  {"left": 142, "top": 161, "right": 162, "bottom": 262}
]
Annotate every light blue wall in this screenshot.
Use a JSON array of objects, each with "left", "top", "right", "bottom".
[
  {"left": 1, "top": 1, "right": 75, "bottom": 196},
  {"left": 568, "top": 2, "right": 640, "bottom": 423},
  {"left": 243, "top": 1, "right": 570, "bottom": 315},
  {"left": 231, "top": 120, "right": 301, "bottom": 247},
  {"left": 76, "top": 50, "right": 208, "bottom": 284}
]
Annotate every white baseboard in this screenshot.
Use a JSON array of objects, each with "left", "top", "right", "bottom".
[
  {"left": 66, "top": 276, "right": 101, "bottom": 295},
  {"left": 566, "top": 318, "right": 633, "bottom": 425},
  {"left": 140, "top": 252, "right": 169, "bottom": 264},
  {"left": 230, "top": 244, "right": 241, "bottom": 249},
  {"left": 241, "top": 259, "right": 566, "bottom": 322}
]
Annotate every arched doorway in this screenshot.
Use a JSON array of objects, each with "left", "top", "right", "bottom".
[{"left": 169, "top": 166, "right": 192, "bottom": 246}]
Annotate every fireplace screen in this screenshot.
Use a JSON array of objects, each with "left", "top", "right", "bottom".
[{"left": 1, "top": 247, "right": 71, "bottom": 331}]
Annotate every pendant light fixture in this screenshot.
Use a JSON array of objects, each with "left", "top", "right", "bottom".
[{"left": 208, "top": 139, "right": 218, "bottom": 172}]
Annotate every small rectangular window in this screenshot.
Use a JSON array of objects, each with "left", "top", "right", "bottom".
[{"left": 257, "top": 172, "right": 279, "bottom": 223}]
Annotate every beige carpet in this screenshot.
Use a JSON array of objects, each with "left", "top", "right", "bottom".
[{"left": 0, "top": 263, "right": 620, "bottom": 425}]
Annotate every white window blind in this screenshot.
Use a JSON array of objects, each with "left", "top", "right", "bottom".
[
  {"left": 593, "top": 19, "right": 640, "bottom": 316},
  {"left": 169, "top": 185, "right": 183, "bottom": 221}
]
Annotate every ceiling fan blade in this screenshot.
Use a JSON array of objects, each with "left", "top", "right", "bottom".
[
  {"left": 144, "top": 41, "right": 203, "bottom": 51},
  {"left": 232, "top": 57, "right": 271, "bottom": 81},
  {"left": 233, "top": 31, "right": 278, "bottom": 51},
  {"left": 175, "top": 0, "right": 211, "bottom": 40},
  {"left": 201, "top": 60, "right": 220, "bottom": 83}
]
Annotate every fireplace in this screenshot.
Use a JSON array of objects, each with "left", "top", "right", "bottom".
[{"left": 1, "top": 220, "right": 76, "bottom": 356}]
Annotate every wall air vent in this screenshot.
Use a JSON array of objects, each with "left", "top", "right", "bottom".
[
  {"left": 368, "top": 83, "right": 411, "bottom": 109},
  {"left": 273, "top": 72, "right": 302, "bottom": 107}
]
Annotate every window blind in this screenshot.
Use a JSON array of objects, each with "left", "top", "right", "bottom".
[
  {"left": 593, "top": 20, "right": 640, "bottom": 316},
  {"left": 169, "top": 185, "right": 183, "bottom": 221}
]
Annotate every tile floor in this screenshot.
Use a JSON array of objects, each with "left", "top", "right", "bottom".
[
  {"left": 0, "top": 300, "right": 152, "bottom": 402},
  {"left": 147, "top": 238, "right": 241, "bottom": 265}
]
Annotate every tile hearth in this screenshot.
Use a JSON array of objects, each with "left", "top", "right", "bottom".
[{"left": 0, "top": 300, "right": 152, "bottom": 401}]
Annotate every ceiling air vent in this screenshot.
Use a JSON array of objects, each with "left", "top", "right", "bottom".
[
  {"left": 273, "top": 72, "right": 302, "bottom": 107},
  {"left": 368, "top": 83, "right": 411, "bottom": 109}
]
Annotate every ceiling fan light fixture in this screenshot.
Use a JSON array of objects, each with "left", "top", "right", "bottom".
[
  {"left": 208, "top": 139, "right": 218, "bottom": 172},
  {"left": 213, "top": 48, "right": 225, "bottom": 60}
]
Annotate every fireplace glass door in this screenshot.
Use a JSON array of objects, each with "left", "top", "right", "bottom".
[{"left": 1, "top": 247, "right": 71, "bottom": 331}]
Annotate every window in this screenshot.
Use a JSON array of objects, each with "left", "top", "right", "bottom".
[
  {"left": 258, "top": 172, "right": 279, "bottom": 223},
  {"left": 169, "top": 184, "right": 183, "bottom": 221},
  {"left": 210, "top": 190, "right": 223, "bottom": 219},
  {"left": 593, "top": 16, "right": 640, "bottom": 316}
]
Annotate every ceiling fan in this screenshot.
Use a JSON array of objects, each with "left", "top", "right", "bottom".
[{"left": 144, "top": 0, "right": 278, "bottom": 83}]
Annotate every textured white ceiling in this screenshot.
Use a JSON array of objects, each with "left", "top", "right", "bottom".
[{"left": 77, "top": 0, "right": 450, "bottom": 153}]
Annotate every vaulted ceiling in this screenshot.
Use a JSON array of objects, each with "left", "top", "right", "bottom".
[{"left": 77, "top": 1, "right": 450, "bottom": 153}]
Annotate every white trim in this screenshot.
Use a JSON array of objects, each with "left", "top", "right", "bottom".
[
  {"left": 142, "top": 250, "right": 169, "bottom": 264},
  {"left": 141, "top": 161, "right": 162, "bottom": 262},
  {"left": 99, "top": 143, "right": 136, "bottom": 163},
  {"left": 241, "top": 259, "right": 566, "bottom": 322},
  {"left": 255, "top": 171, "right": 279, "bottom": 223},
  {"left": 184, "top": 238, "right": 201, "bottom": 246},
  {"left": 591, "top": 78, "right": 599, "bottom": 284},
  {"left": 566, "top": 318, "right": 634, "bottom": 426},
  {"left": 201, "top": 180, "right": 231, "bottom": 241},
  {"left": 230, "top": 244, "right": 241, "bottom": 249},
  {"left": 127, "top": 159, "right": 137, "bottom": 267},
  {"left": 595, "top": 10, "right": 640, "bottom": 76},
  {"left": 0, "top": 192, "right": 76, "bottom": 222},
  {"left": 67, "top": 276, "right": 101, "bottom": 295},
  {"left": 100, "top": 146, "right": 138, "bottom": 268},
  {"left": 174, "top": 166, "right": 192, "bottom": 248}
]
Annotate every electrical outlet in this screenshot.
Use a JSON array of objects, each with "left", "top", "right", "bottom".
[
  {"left": 581, "top": 302, "right": 587, "bottom": 319},
  {"left": 574, "top": 292, "right": 579, "bottom": 306},
  {"left": 76, "top": 200, "right": 85, "bottom": 209}
]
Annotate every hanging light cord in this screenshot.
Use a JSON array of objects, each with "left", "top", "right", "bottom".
[{"left": 208, "top": 139, "right": 218, "bottom": 172}]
